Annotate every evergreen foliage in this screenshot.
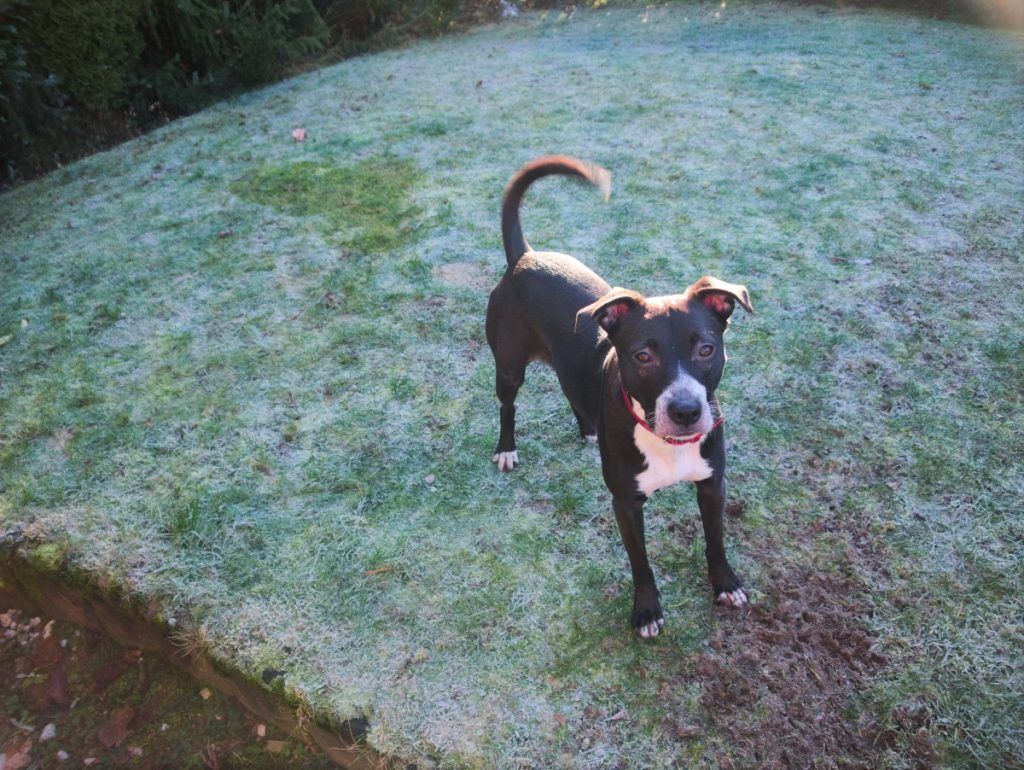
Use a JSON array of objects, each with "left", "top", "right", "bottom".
[
  {"left": 135, "top": 0, "right": 328, "bottom": 115},
  {"left": 0, "top": 0, "right": 481, "bottom": 182},
  {"left": 21, "top": 0, "right": 143, "bottom": 110}
]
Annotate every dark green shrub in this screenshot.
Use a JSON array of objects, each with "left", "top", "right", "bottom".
[
  {"left": 21, "top": 0, "right": 143, "bottom": 111},
  {"left": 232, "top": 1, "right": 329, "bottom": 84},
  {"left": 0, "top": 2, "right": 31, "bottom": 177},
  {"left": 1, "top": 0, "right": 504, "bottom": 182},
  {"left": 313, "top": 0, "right": 464, "bottom": 54},
  {"left": 135, "top": 0, "right": 328, "bottom": 115},
  {"left": 0, "top": 0, "right": 74, "bottom": 180}
]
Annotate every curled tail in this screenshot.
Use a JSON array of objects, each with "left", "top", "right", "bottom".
[{"left": 501, "top": 155, "right": 611, "bottom": 270}]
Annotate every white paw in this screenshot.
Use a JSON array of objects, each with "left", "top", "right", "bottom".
[
  {"left": 716, "top": 589, "right": 748, "bottom": 607},
  {"left": 638, "top": 617, "right": 665, "bottom": 639},
  {"left": 584, "top": 433, "right": 597, "bottom": 443},
  {"left": 492, "top": 450, "right": 519, "bottom": 472}
]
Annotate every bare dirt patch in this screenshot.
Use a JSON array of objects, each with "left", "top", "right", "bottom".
[
  {"left": 659, "top": 510, "right": 938, "bottom": 769},
  {"left": 0, "top": 607, "right": 335, "bottom": 769},
  {"left": 434, "top": 261, "right": 493, "bottom": 290},
  {"left": 690, "top": 566, "right": 888, "bottom": 769}
]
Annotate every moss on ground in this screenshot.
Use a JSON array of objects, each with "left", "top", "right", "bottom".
[
  {"left": 232, "top": 156, "right": 423, "bottom": 252},
  {"left": 1, "top": 2, "right": 1022, "bottom": 767}
]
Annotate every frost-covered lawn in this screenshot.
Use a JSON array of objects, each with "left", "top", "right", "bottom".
[{"left": 2, "top": 3, "right": 1022, "bottom": 767}]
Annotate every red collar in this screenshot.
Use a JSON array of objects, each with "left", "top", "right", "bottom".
[{"left": 620, "top": 386, "right": 724, "bottom": 446}]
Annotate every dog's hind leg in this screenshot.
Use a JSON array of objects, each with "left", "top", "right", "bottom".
[
  {"left": 492, "top": 360, "right": 526, "bottom": 471},
  {"left": 572, "top": 407, "right": 597, "bottom": 442},
  {"left": 551, "top": 355, "right": 597, "bottom": 442},
  {"left": 486, "top": 285, "right": 544, "bottom": 472}
]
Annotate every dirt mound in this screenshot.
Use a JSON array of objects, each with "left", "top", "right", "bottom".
[{"left": 679, "top": 567, "right": 899, "bottom": 770}]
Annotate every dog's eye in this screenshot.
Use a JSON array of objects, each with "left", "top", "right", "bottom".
[
  {"left": 697, "top": 344, "right": 715, "bottom": 358},
  {"left": 634, "top": 351, "right": 653, "bottom": 364}
]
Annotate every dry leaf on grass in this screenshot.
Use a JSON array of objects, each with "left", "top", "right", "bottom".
[
  {"left": 97, "top": 706, "right": 135, "bottom": 748},
  {"left": 1, "top": 737, "right": 33, "bottom": 770}
]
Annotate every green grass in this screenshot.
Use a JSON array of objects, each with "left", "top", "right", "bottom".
[
  {"left": 2, "top": 2, "right": 1023, "bottom": 767},
  {"left": 231, "top": 156, "right": 424, "bottom": 252}
]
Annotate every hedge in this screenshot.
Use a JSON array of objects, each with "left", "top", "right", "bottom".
[{"left": 0, "top": 0, "right": 491, "bottom": 182}]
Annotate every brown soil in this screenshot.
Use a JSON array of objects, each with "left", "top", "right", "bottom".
[
  {"left": 691, "top": 568, "right": 887, "bottom": 769},
  {"left": 0, "top": 554, "right": 385, "bottom": 770},
  {"left": 667, "top": 515, "right": 940, "bottom": 770},
  {"left": 0, "top": 607, "right": 336, "bottom": 769}
]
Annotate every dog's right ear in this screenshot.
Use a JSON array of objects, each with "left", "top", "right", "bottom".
[{"left": 575, "top": 288, "right": 644, "bottom": 336}]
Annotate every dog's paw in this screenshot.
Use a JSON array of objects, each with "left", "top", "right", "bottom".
[
  {"left": 638, "top": 616, "right": 665, "bottom": 639},
  {"left": 492, "top": 450, "right": 519, "bottom": 472},
  {"left": 631, "top": 606, "right": 665, "bottom": 639},
  {"left": 584, "top": 433, "right": 597, "bottom": 443},
  {"left": 715, "top": 588, "right": 748, "bottom": 607}
]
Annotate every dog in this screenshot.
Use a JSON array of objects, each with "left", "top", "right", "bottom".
[{"left": 485, "top": 156, "right": 752, "bottom": 638}]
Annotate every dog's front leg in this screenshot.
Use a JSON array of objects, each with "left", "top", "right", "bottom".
[
  {"left": 694, "top": 476, "right": 747, "bottom": 607},
  {"left": 612, "top": 494, "right": 664, "bottom": 638}
]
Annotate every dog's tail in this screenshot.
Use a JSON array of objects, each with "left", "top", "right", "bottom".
[{"left": 501, "top": 155, "right": 611, "bottom": 270}]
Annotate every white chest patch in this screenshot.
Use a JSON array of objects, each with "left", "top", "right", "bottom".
[{"left": 632, "top": 422, "right": 713, "bottom": 497}]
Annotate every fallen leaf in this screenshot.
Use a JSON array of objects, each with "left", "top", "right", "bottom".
[
  {"left": 202, "top": 738, "right": 245, "bottom": 770},
  {"left": 97, "top": 706, "right": 135, "bottom": 748},
  {"left": 608, "top": 708, "right": 628, "bottom": 722},
  {"left": 266, "top": 739, "right": 287, "bottom": 754},
  {"left": 0, "top": 737, "right": 33, "bottom": 770},
  {"left": 725, "top": 499, "right": 746, "bottom": 517},
  {"left": 46, "top": 665, "right": 70, "bottom": 708},
  {"left": 673, "top": 721, "right": 703, "bottom": 739},
  {"left": 31, "top": 632, "right": 63, "bottom": 670}
]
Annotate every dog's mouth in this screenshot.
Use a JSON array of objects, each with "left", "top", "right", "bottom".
[
  {"left": 665, "top": 429, "right": 700, "bottom": 439},
  {"left": 651, "top": 400, "right": 720, "bottom": 439},
  {"left": 646, "top": 410, "right": 700, "bottom": 439}
]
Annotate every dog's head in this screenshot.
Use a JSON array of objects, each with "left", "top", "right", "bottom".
[{"left": 578, "top": 276, "right": 752, "bottom": 439}]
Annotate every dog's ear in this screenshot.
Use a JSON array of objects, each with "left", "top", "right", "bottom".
[
  {"left": 687, "top": 276, "right": 753, "bottom": 321},
  {"left": 576, "top": 288, "right": 645, "bottom": 336}
]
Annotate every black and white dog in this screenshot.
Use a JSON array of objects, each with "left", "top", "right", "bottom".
[{"left": 486, "top": 156, "right": 752, "bottom": 638}]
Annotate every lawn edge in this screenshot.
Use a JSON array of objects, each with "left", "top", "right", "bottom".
[{"left": 0, "top": 534, "right": 391, "bottom": 770}]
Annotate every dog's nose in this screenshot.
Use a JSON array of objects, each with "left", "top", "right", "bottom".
[{"left": 668, "top": 398, "right": 702, "bottom": 427}]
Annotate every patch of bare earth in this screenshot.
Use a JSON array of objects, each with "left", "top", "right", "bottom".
[
  {"left": 669, "top": 522, "right": 937, "bottom": 769},
  {"left": 434, "top": 261, "right": 493, "bottom": 290},
  {"left": 693, "top": 568, "right": 884, "bottom": 769},
  {"left": 0, "top": 608, "right": 334, "bottom": 769}
]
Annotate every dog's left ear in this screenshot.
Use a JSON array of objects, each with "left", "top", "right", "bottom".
[
  {"left": 687, "top": 276, "right": 753, "bottom": 321},
  {"left": 576, "top": 288, "right": 645, "bottom": 336}
]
